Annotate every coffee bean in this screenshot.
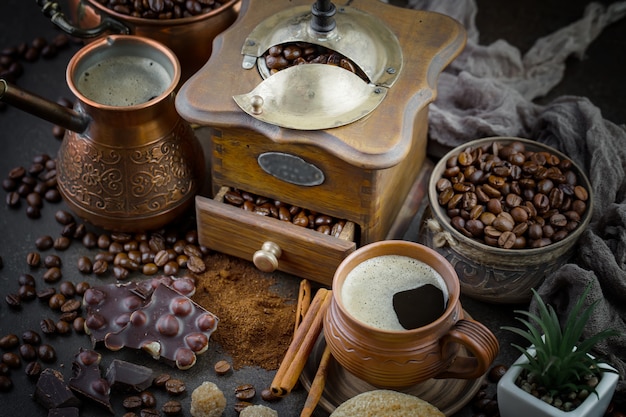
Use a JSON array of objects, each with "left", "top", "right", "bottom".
[
  {"left": 113, "top": 265, "right": 130, "bottom": 280},
  {"left": 24, "top": 361, "right": 42, "bottom": 378},
  {"left": 5, "top": 293, "right": 21, "bottom": 308},
  {"left": 154, "top": 250, "right": 170, "bottom": 267},
  {"left": 165, "top": 378, "right": 186, "bottom": 395},
  {"left": 234, "top": 384, "right": 256, "bottom": 401},
  {"left": 6, "top": 191, "right": 21, "bottom": 208},
  {"left": 19, "top": 344, "right": 37, "bottom": 361},
  {"left": 18, "top": 273, "right": 36, "bottom": 286},
  {"left": 61, "top": 299, "right": 81, "bottom": 313},
  {"left": 73, "top": 317, "right": 86, "bottom": 333},
  {"left": 187, "top": 256, "right": 206, "bottom": 273},
  {"left": 36, "top": 287, "right": 56, "bottom": 301},
  {"left": 75, "top": 281, "right": 90, "bottom": 295},
  {"left": 54, "top": 210, "right": 75, "bottom": 225},
  {"left": 17, "top": 182, "right": 33, "bottom": 197},
  {"left": 2, "top": 352, "right": 21, "bottom": 368},
  {"left": 123, "top": 395, "right": 143, "bottom": 409},
  {"left": 95, "top": 252, "right": 115, "bottom": 263},
  {"left": 234, "top": 402, "right": 253, "bottom": 413},
  {"left": 140, "top": 409, "right": 160, "bottom": 417},
  {"left": 59, "top": 311, "right": 78, "bottom": 323},
  {"left": 26, "top": 192, "right": 43, "bottom": 208},
  {"left": 162, "top": 400, "right": 182, "bottom": 415},
  {"left": 108, "top": 233, "right": 130, "bottom": 244},
  {"left": 37, "top": 344, "right": 56, "bottom": 363},
  {"left": 109, "top": 241, "right": 124, "bottom": 254},
  {"left": 48, "top": 293, "right": 66, "bottom": 309},
  {"left": 21, "top": 330, "right": 41, "bottom": 345},
  {"left": 26, "top": 204, "right": 42, "bottom": 219},
  {"left": 40, "top": 318, "right": 57, "bottom": 335},
  {"left": 97, "top": 234, "right": 111, "bottom": 249},
  {"left": 214, "top": 360, "right": 231, "bottom": 376},
  {"left": 261, "top": 388, "right": 281, "bottom": 402},
  {"left": 44, "top": 188, "right": 61, "bottom": 203},
  {"left": 82, "top": 232, "right": 98, "bottom": 248},
  {"left": 73, "top": 223, "right": 87, "bottom": 239},
  {"left": 44, "top": 254, "right": 62, "bottom": 268},
  {"left": 140, "top": 391, "right": 157, "bottom": 408},
  {"left": 35, "top": 235, "right": 54, "bottom": 250},
  {"left": 53, "top": 236, "right": 71, "bottom": 251},
  {"left": 153, "top": 373, "right": 171, "bottom": 387},
  {"left": 0, "top": 334, "right": 19, "bottom": 349},
  {"left": 61, "top": 223, "right": 77, "bottom": 238},
  {"left": 143, "top": 263, "right": 159, "bottom": 275},
  {"left": 92, "top": 259, "right": 109, "bottom": 275},
  {"left": 55, "top": 320, "right": 71, "bottom": 335},
  {"left": 43, "top": 267, "right": 62, "bottom": 283},
  {"left": 77, "top": 256, "right": 93, "bottom": 273},
  {"left": 163, "top": 261, "right": 179, "bottom": 275}
]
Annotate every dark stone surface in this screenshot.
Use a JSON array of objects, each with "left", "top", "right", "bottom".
[{"left": 1, "top": 1, "right": 623, "bottom": 416}]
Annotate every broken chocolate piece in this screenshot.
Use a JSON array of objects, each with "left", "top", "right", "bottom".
[
  {"left": 104, "top": 283, "right": 218, "bottom": 370},
  {"left": 68, "top": 348, "right": 113, "bottom": 413},
  {"left": 106, "top": 359, "right": 153, "bottom": 392},
  {"left": 83, "top": 282, "right": 149, "bottom": 347},
  {"left": 48, "top": 407, "right": 80, "bottom": 417},
  {"left": 34, "top": 368, "right": 81, "bottom": 410}
]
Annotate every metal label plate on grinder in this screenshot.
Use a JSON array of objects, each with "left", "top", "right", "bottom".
[{"left": 258, "top": 152, "right": 325, "bottom": 186}]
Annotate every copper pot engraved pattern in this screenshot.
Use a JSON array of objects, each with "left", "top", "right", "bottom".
[{"left": 57, "top": 119, "right": 199, "bottom": 219}]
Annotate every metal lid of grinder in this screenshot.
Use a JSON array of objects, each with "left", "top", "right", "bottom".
[{"left": 234, "top": 0, "right": 403, "bottom": 130}]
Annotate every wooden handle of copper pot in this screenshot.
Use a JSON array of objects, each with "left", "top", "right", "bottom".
[
  {"left": 437, "top": 319, "right": 500, "bottom": 380},
  {"left": 253, "top": 241, "right": 282, "bottom": 272}
]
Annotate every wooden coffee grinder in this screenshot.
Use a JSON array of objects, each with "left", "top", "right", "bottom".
[{"left": 175, "top": 0, "right": 466, "bottom": 285}]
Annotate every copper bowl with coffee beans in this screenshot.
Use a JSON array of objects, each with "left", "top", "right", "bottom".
[
  {"left": 40, "top": 0, "right": 241, "bottom": 82},
  {"left": 421, "top": 137, "right": 593, "bottom": 304}
]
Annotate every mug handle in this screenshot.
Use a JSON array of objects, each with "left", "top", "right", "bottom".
[
  {"left": 436, "top": 319, "right": 500, "bottom": 379},
  {"left": 37, "top": 0, "right": 130, "bottom": 39}
]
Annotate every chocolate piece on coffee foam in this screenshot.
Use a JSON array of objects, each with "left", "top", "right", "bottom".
[
  {"left": 68, "top": 348, "right": 113, "bottom": 413},
  {"left": 104, "top": 283, "right": 218, "bottom": 370}
]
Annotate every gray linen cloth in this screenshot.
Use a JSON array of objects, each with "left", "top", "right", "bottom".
[{"left": 399, "top": 0, "right": 626, "bottom": 400}]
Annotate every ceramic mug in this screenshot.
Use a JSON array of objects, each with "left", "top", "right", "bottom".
[{"left": 323, "top": 240, "right": 499, "bottom": 388}]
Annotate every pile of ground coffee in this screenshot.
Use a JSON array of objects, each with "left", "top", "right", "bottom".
[{"left": 192, "top": 252, "right": 297, "bottom": 370}]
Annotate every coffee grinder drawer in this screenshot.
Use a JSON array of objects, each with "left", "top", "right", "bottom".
[{"left": 195, "top": 188, "right": 357, "bottom": 286}]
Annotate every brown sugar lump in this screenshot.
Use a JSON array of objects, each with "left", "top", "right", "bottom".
[
  {"left": 190, "top": 381, "right": 226, "bottom": 417},
  {"left": 239, "top": 405, "right": 278, "bottom": 417},
  {"left": 330, "top": 390, "right": 445, "bottom": 417}
]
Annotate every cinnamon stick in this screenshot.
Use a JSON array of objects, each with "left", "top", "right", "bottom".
[
  {"left": 294, "top": 279, "right": 312, "bottom": 333},
  {"left": 270, "top": 288, "right": 330, "bottom": 397},
  {"left": 300, "top": 344, "right": 332, "bottom": 417}
]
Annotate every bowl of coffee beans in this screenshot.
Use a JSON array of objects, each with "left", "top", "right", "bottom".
[{"left": 421, "top": 137, "right": 592, "bottom": 304}]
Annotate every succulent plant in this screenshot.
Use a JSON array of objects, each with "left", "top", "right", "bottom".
[{"left": 503, "top": 283, "right": 619, "bottom": 399}]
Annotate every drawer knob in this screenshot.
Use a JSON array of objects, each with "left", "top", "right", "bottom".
[{"left": 253, "top": 241, "right": 283, "bottom": 272}]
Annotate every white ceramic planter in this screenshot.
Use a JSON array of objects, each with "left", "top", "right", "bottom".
[{"left": 497, "top": 348, "right": 619, "bottom": 417}]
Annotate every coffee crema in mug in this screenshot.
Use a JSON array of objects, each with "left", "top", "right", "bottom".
[
  {"left": 76, "top": 56, "right": 171, "bottom": 106},
  {"left": 341, "top": 255, "right": 448, "bottom": 331}
]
